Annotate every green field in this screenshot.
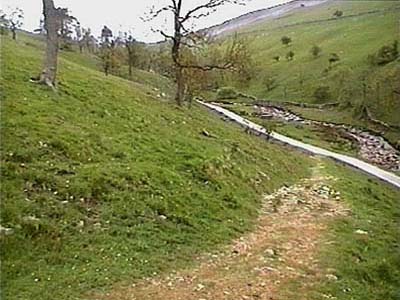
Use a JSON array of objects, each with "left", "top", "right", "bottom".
[
  {"left": 1, "top": 2, "right": 400, "bottom": 299},
  {"left": 0, "top": 34, "right": 311, "bottom": 300}
]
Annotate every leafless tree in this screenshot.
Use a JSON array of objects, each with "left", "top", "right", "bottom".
[{"left": 144, "top": 0, "right": 247, "bottom": 105}]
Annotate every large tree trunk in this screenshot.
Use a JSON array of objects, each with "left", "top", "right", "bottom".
[{"left": 39, "top": 0, "right": 59, "bottom": 88}]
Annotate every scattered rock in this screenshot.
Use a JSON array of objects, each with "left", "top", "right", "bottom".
[
  {"left": 326, "top": 274, "right": 338, "bottom": 281},
  {"left": 23, "top": 216, "right": 40, "bottom": 222},
  {"left": 0, "top": 225, "right": 14, "bottom": 236},
  {"left": 195, "top": 283, "right": 205, "bottom": 291},
  {"left": 264, "top": 248, "right": 276, "bottom": 256},
  {"left": 355, "top": 229, "right": 368, "bottom": 235}
]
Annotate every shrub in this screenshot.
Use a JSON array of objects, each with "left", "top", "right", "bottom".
[
  {"left": 333, "top": 10, "right": 343, "bottom": 17},
  {"left": 329, "top": 53, "right": 340, "bottom": 66},
  {"left": 310, "top": 45, "right": 322, "bottom": 58},
  {"left": 216, "top": 87, "right": 238, "bottom": 100},
  {"left": 286, "top": 51, "right": 295, "bottom": 61},
  {"left": 273, "top": 55, "right": 280, "bottom": 62},
  {"left": 281, "top": 36, "right": 292, "bottom": 46},
  {"left": 313, "top": 86, "right": 331, "bottom": 102},
  {"left": 368, "top": 40, "right": 399, "bottom": 65}
]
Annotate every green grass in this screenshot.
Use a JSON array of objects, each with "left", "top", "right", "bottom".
[
  {"left": 279, "top": 160, "right": 400, "bottom": 300},
  {"left": 220, "top": 0, "right": 400, "bottom": 133},
  {"left": 274, "top": 123, "right": 358, "bottom": 155},
  {"left": 313, "top": 161, "right": 400, "bottom": 299},
  {"left": 0, "top": 34, "right": 312, "bottom": 300}
]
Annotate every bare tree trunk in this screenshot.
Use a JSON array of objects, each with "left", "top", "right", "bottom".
[
  {"left": 39, "top": 0, "right": 59, "bottom": 88},
  {"left": 128, "top": 62, "right": 133, "bottom": 78},
  {"left": 127, "top": 47, "right": 133, "bottom": 78},
  {"left": 172, "top": 1, "right": 184, "bottom": 106},
  {"left": 11, "top": 29, "right": 16, "bottom": 40},
  {"left": 175, "top": 66, "right": 184, "bottom": 106}
]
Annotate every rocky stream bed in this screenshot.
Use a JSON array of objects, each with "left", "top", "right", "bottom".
[{"left": 254, "top": 105, "right": 400, "bottom": 172}]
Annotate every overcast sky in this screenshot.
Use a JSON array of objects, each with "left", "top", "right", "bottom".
[{"left": 1, "top": 0, "right": 289, "bottom": 42}]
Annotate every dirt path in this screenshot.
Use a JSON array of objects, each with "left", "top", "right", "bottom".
[{"left": 95, "top": 162, "right": 349, "bottom": 300}]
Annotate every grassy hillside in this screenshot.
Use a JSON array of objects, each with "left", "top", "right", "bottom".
[
  {"left": 220, "top": 0, "right": 400, "bottom": 126},
  {"left": 0, "top": 34, "right": 312, "bottom": 300}
]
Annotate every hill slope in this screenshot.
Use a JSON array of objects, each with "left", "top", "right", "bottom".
[
  {"left": 206, "top": 0, "right": 328, "bottom": 37},
  {"left": 0, "top": 35, "right": 311, "bottom": 300},
  {"left": 216, "top": 0, "right": 399, "bottom": 139}
]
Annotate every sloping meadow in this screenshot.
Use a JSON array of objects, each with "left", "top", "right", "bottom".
[{"left": 0, "top": 35, "right": 311, "bottom": 299}]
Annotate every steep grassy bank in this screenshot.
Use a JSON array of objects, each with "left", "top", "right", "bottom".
[{"left": 0, "top": 35, "right": 311, "bottom": 300}]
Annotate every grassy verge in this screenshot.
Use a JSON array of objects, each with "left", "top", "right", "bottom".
[
  {"left": 312, "top": 161, "right": 400, "bottom": 299},
  {"left": 0, "top": 35, "right": 312, "bottom": 300}
]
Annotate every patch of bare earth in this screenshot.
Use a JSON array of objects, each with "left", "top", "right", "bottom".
[{"left": 92, "top": 162, "right": 349, "bottom": 300}]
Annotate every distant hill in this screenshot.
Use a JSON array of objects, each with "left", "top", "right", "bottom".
[
  {"left": 211, "top": 0, "right": 400, "bottom": 143},
  {"left": 204, "top": 0, "right": 329, "bottom": 37}
]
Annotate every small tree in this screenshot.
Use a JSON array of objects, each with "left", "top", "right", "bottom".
[
  {"left": 328, "top": 53, "right": 340, "bottom": 66},
  {"left": 228, "top": 36, "right": 255, "bottom": 88},
  {"left": 286, "top": 50, "right": 295, "bottom": 61},
  {"left": 0, "top": 10, "right": 8, "bottom": 35},
  {"left": 82, "top": 28, "right": 96, "bottom": 53},
  {"left": 281, "top": 36, "right": 292, "bottom": 46},
  {"left": 123, "top": 33, "right": 138, "bottom": 78},
  {"left": 99, "top": 27, "right": 121, "bottom": 76},
  {"left": 2, "top": 7, "right": 24, "bottom": 40},
  {"left": 74, "top": 23, "right": 84, "bottom": 53},
  {"left": 101, "top": 25, "right": 113, "bottom": 43},
  {"left": 310, "top": 45, "right": 322, "bottom": 58},
  {"left": 100, "top": 41, "right": 120, "bottom": 76},
  {"left": 59, "top": 11, "right": 78, "bottom": 50},
  {"left": 333, "top": 10, "right": 343, "bottom": 18}
]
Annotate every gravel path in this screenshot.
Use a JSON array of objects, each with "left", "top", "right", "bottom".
[
  {"left": 198, "top": 101, "right": 400, "bottom": 189},
  {"left": 93, "top": 162, "right": 348, "bottom": 300}
]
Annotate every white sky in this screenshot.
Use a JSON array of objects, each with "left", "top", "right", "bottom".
[{"left": 1, "top": 0, "right": 288, "bottom": 42}]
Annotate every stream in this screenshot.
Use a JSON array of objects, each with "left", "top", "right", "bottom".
[{"left": 254, "top": 105, "right": 400, "bottom": 172}]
